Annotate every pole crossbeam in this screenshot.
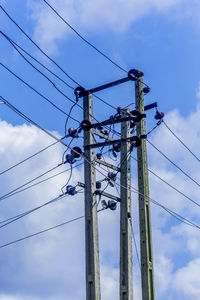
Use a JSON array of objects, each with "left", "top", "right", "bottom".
[
  {"left": 84, "top": 136, "right": 137, "bottom": 150},
  {"left": 77, "top": 182, "right": 121, "bottom": 202}
]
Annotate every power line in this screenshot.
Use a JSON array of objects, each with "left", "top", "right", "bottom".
[
  {"left": 1, "top": 94, "right": 121, "bottom": 169},
  {"left": 0, "top": 5, "right": 80, "bottom": 86},
  {"left": 2, "top": 29, "right": 117, "bottom": 112},
  {"left": 1, "top": 183, "right": 200, "bottom": 250},
  {"left": 163, "top": 120, "right": 200, "bottom": 163},
  {"left": 0, "top": 96, "right": 77, "bottom": 147},
  {"left": 0, "top": 96, "right": 112, "bottom": 185},
  {"left": 0, "top": 214, "right": 85, "bottom": 249},
  {"left": 93, "top": 156, "right": 200, "bottom": 231},
  {"left": 128, "top": 186, "right": 200, "bottom": 235},
  {"left": 128, "top": 182, "right": 200, "bottom": 229},
  {"left": 0, "top": 34, "right": 84, "bottom": 118},
  {"left": 65, "top": 103, "right": 78, "bottom": 136},
  {"left": 0, "top": 60, "right": 118, "bottom": 136},
  {"left": 0, "top": 136, "right": 76, "bottom": 202},
  {"left": 0, "top": 186, "right": 84, "bottom": 229},
  {"left": 0, "top": 30, "right": 75, "bottom": 89},
  {"left": 0, "top": 162, "right": 84, "bottom": 202},
  {"left": 1, "top": 96, "right": 137, "bottom": 210},
  {"left": 131, "top": 155, "right": 200, "bottom": 209},
  {"left": 41, "top": 0, "right": 150, "bottom": 89},
  {"left": 4, "top": 149, "right": 109, "bottom": 205},
  {"left": 0, "top": 134, "right": 65, "bottom": 176},
  {"left": 0, "top": 164, "right": 61, "bottom": 202},
  {"left": 0, "top": 194, "right": 66, "bottom": 228},
  {"left": 0, "top": 10, "right": 129, "bottom": 111},
  {"left": 147, "top": 139, "right": 200, "bottom": 189},
  {"left": 1, "top": 99, "right": 113, "bottom": 204},
  {"left": 42, "top": 0, "right": 128, "bottom": 74},
  {"left": 0, "top": 208, "right": 105, "bottom": 249},
  {"left": 0, "top": 63, "right": 80, "bottom": 122},
  {"left": 129, "top": 218, "right": 140, "bottom": 269}
]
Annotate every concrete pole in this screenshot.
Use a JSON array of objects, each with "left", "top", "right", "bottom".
[
  {"left": 120, "top": 108, "right": 133, "bottom": 300},
  {"left": 135, "top": 79, "right": 155, "bottom": 300},
  {"left": 83, "top": 93, "right": 101, "bottom": 300}
]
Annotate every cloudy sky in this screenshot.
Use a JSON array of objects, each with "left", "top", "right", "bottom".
[{"left": 0, "top": 0, "right": 200, "bottom": 299}]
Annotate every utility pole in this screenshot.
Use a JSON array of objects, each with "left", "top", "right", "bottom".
[
  {"left": 135, "top": 78, "right": 155, "bottom": 300},
  {"left": 76, "top": 69, "right": 143, "bottom": 300},
  {"left": 120, "top": 108, "right": 133, "bottom": 300},
  {"left": 83, "top": 93, "right": 101, "bottom": 300}
]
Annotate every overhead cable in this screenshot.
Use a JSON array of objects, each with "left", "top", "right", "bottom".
[
  {"left": 0, "top": 96, "right": 78, "bottom": 146},
  {"left": 41, "top": 0, "right": 150, "bottom": 89},
  {"left": 0, "top": 5, "right": 80, "bottom": 86},
  {"left": 0, "top": 194, "right": 67, "bottom": 228},
  {"left": 0, "top": 164, "right": 61, "bottom": 202},
  {"left": 0, "top": 162, "right": 83, "bottom": 201},
  {"left": 0, "top": 214, "right": 85, "bottom": 249},
  {"left": 0, "top": 31, "right": 74, "bottom": 89},
  {"left": 0, "top": 10, "right": 127, "bottom": 111},
  {"left": 0, "top": 135, "right": 65, "bottom": 176},
  {"left": 131, "top": 155, "right": 200, "bottom": 209},
  {"left": 0, "top": 64, "right": 80, "bottom": 122},
  {"left": 147, "top": 139, "right": 200, "bottom": 189},
  {"left": 163, "top": 120, "right": 200, "bottom": 163},
  {"left": 42, "top": 0, "right": 127, "bottom": 73},
  {"left": 0, "top": 186, "right": 83, "bottom": 229},
  {"left": 129, "top": 218, "right": 141, "bottom": 269},
  {"left": 1, "top": 188, "right": 200, "bottom": 249}
]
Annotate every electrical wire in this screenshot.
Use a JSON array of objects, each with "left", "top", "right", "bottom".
[
  {"left": 0, "top": 60, "right": 119, "bottom": 138},
  {"left": 131, "top": 155, "right": 200, "bottom": 209},
  {"left": 0, "top": 135, "right": 65, "bottom": 176},
  {"left": 96, "top": 150, "right": 200, "bottom": 217},
  {"left": 0, "top": 5, "right": 80, "bottom": 86},
  {"left": 0, "top": 34, "right": 83, "bottom": 122},
  {"left": 0, "top": 111, "right": 199, "bottom": 248},
  {"left": 0, "top": 214, "right": 85, "bottom": 249},
  {"left": 146, "top": 120, "right": 163, "bottom": 136},
  {"left": 2, "top": 93, "right": 174, "bottom": 225},
  {"left": 1, "top": 96, "right": 113, "bottom": 189},
  {"left": 0, "top": 187, "right": 84, "bottom": 229},
  {"left": 64, "top": 103, "right": 77, "bottom": 136},
  {"left": 129, "top": 218, "right": 141, "bottom": 269},
  {"left": 40, "top": 1, "right": 150, "bottom": 89},
  {"left": 1, "top": 97, "right": 112, "bottom": 203},
  {"left": 147, "top": 139, "right": 200, "bottom": 189},
  {"left": 0, "top": 138, "right": 77, "bottom": 202},
  {"left": 163, "top": 120, "right": 200, "bottom": 163},
  {"left": 60, "top": 164, "right": 73, "bottom": 194},
  {"left": 127, "top": 182, "right": 200, "bottom": 230},
  {"left": 0, "top": 63, "right": 80, "bottom": 122},
  {"left": 0, "top": 164, "right": 61, "bottom": 202},
  {"left": 1, "top": 182, "right": 200, "bottom": 250},
  {"left": 95, "top": 148, "right": 200, "bottom": 229},
  {"left": 0, "top": 30, "right": 74, "bottom": 89},
  {"left": 42, "top": 0, "right": 127, "bottom": 74},
  {"left": 0, "top": 194, "right": 66, "bottom": 228},
  {"left": 0, "top": 208, "right": 105, "bottom": 249},
  {"left": 0, "top": 13, "right": 130, "bottom": 112},
  {"left": 0, "top": 96, "right": 77, "bottom": 150},
  {"left": 0, "top": 162, "right": 84, "bottom": 202}
]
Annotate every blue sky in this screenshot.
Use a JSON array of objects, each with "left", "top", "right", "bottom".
[{"left": 0, "top": 0, "right": 200, "bottom": 299}]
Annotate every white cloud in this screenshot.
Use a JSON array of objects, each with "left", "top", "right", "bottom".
[
  {"left": 173, "top": 258, "right": 200, "bottom": 299},
  {"left": 27, "top": 0, "right": 184, "bottom": 55}
]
